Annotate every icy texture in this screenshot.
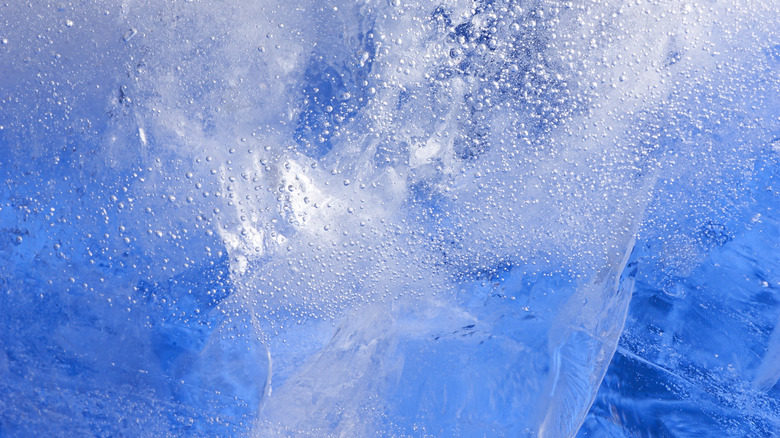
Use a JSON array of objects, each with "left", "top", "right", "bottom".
[
  {"left": 0, "top": 0, "right": 779, "bottom": 437},
  {"left": 580, "top": 138, "right": 780, "bottom": 435}
]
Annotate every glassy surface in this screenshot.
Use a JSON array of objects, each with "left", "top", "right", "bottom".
[{"left": 1, "top": 1, "right": 778, "bottom": 436}]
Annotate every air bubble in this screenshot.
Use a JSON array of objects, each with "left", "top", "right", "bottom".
[{"left": 123, "top": 28, "right": 137, "bottom": 42}]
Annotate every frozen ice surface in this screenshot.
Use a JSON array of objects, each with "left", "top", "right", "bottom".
[
  {"left": 579, "top": 148, "right": 780, "bottom": 436},
  {"left": 0, "top": 0, "right": 779, "bottom": 437}
]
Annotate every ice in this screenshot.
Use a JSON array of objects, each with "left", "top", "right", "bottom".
[
  {"left": 580, "top": 140, "right": 780, "bottom": 435},
  {"left": 1, "top": 0, "right": 779, "bottom": 436}
]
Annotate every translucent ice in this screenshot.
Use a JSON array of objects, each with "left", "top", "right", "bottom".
[{"left": 1, "top": 0, "right": 779, "bottom": 437}]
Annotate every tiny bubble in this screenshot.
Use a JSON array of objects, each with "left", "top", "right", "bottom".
[{"left": 123, "top": 28, "right": 137, "bottom": 42}]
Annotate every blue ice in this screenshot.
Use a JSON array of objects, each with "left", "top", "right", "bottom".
[{"left": 1, "top": 1, "right": 779, "bottom": 437}]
